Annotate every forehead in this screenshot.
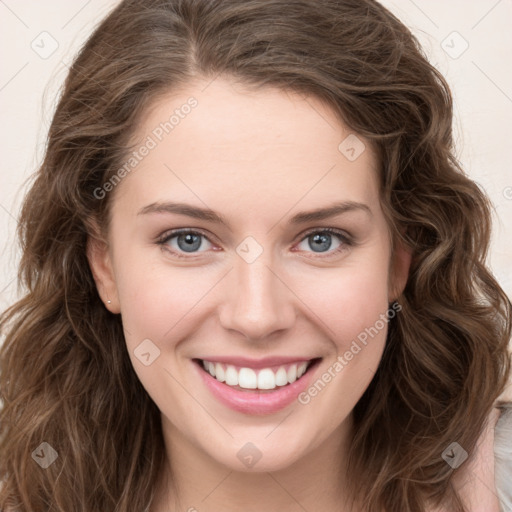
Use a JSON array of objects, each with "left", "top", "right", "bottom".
[{"left": 111, "top": 77, "right": 381, "bottom": 222}]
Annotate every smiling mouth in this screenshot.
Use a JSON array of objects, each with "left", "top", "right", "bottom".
[{"left": 193, "top": 358, "right": 322, "bottom": 392}]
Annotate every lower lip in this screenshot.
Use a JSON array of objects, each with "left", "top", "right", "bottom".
[{"left": 194, "top": 359, "right": 321, "bottom": 415}]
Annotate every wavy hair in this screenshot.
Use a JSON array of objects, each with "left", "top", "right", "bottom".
[{"left": 1, "top": 0, "right": 510, "bottom": 510}]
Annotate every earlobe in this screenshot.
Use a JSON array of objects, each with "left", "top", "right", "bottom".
[
  {"left": 86, "top": 221, "right": 120, "bottom": 313},
  {"left": 388, "top": 238, "right": 412, "bottom": 302}
]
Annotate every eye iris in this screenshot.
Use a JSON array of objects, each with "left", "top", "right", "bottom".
[
  {"left": 177, "top": 233, "right": 202, "bottom": 252},
  {"left": 309, "top": 233, "right": 331, "bottom": 252}
]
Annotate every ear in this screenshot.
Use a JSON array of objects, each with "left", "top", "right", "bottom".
[
  {"left": 388, "top": 237, "right": 412, "bottom": 302},
  {"left": 86, "top": 219, "right": 121, "bottom": 313}
]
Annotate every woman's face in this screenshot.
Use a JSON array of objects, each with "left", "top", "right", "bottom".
[{"left": 88, "top": 77, "right": 409, "bottom": 472}]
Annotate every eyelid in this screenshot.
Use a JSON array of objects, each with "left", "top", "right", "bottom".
[
  {"left": 296, "top": 226, "right": 352, "bottom": 244},
  {"left": 156, "top": 227, "right": 214, "bottom": 245}
]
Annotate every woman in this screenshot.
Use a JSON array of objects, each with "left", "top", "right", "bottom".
[{"left": 0, "top": 0, "right": 511, "bottom": 510}]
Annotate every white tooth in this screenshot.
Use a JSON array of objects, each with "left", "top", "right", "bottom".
[
  {"left": 215, "top": 363, "right": 225, "bottom": 382},
  {"left": 212, "top": 362, "right": 308, "bottom": 389},
  {"left": 297, "top": 362, "right": 308, "bottom": 378},
  {"left": 287, "top": 364, "right": 298, "bottom": 384},
  {"left": 238, "top": 368, "right": 257, "bottom": 389},
  {"left": 225, "top": 365, "right": 239, "bottom": 386},
  {"left": 257, "top": 369, "right": 276, "bottom": 390},
  {"left": 202, "top": 360, "right": 208, "bottom": 371},
  {"left": 275, "top": 366, "right": 288, "bottom": 386}
]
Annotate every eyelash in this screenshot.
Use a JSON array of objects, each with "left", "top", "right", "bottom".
[{"left": 156, "top": 227, "right": 353, "bottom": 260}]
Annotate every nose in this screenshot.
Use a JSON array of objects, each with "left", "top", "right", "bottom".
[{"left": 218, "top": 252, "right": 296, "bottom": 341}]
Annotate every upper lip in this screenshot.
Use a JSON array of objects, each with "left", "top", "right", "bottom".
[{"left": 195, "top": 356, "right": 319, "bottom": 369}]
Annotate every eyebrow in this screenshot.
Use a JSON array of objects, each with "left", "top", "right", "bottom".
[{"left": 137, "top": 200, "right": 372, "bottom": 228}]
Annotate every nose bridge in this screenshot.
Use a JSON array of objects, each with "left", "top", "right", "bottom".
[{"left": 219, "top": 242, "right": 295, "bottom": 340}]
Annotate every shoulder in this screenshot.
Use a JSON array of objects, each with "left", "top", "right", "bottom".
[
  {"left": 445, "top": 404, "right": 510, "bottom": 512},
  {"left": 494, "top": 402, "right": 512, "bottom": 512}
]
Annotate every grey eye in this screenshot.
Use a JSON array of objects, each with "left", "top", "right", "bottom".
[
  {"left": 297, "top": 232, "right": 342, "bottom": 253},
  {"left": 167, "top": 232, "right": 212, "bottom": 253}
]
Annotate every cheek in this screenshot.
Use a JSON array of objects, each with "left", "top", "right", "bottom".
[
  {"left": 116, "top": 262, "right": 212, "bottom": 346},
  {"left": 334, "top": 275, "right": 389, "bottom": 355},
  {"left": 114, "top": 261, "right": 215, "bottom": 398},
  {"left": 294, "top": 265, "right": 392, "bottom": 430},
  {"left": 294, "top": 257, "right": 391, "bottom": 352},
  {"left": 112, "top": 236, "right": 230, "bottom": 369}
]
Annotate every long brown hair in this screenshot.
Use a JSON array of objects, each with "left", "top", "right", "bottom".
[{"left": 1, "top": 0, "right": 510, "bottom": 510}]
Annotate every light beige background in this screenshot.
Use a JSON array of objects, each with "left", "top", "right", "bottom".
[{"left": 0, "top": 1, "right": 511, "bottom": 396}]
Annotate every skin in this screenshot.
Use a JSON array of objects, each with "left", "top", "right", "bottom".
[{"left": 88, "top": 75, "right": 486, "bottom": 512}]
